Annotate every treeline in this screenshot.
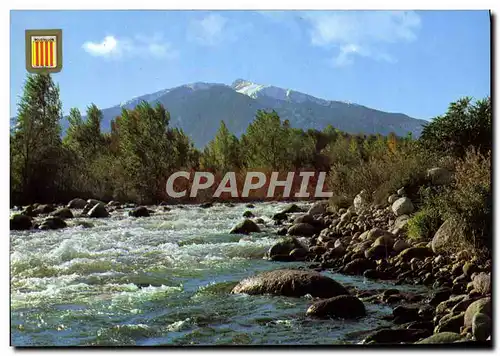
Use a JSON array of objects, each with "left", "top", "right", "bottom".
[
  {"left": 10, "top": 74, "right": 492, "bottom": 254},
  {"left": 9, "top": 74, "right": 409, "bottom": 205}
]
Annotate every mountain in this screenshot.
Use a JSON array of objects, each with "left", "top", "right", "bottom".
[{"left": 13, "top": 79, "right": 429, "bottom": 148}]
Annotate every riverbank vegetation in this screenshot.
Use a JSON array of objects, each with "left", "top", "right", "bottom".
[{"left": 10, "top": 73, "right": 492, "bottom": 254}]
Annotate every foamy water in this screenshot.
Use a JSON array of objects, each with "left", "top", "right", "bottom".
[{"left": 11, "top": 202, "right": 428, "bottom": 346}]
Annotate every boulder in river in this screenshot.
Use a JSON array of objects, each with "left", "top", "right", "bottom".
[
  {"left": 288, "top": 223, "right": 316, "bottom": 237},
  {"left": 129, "top": 206, "right": 150, "bottom": 217},
  {"left": 230, "top": 219, "right": 261, "bottom": 235},
  {"left": 67, "top": 198, "right": 87, "bottom": 209},
  {"left": 39, "top": 217, "right": 67, "bottom": 230},
  {"left": 391, "top": 197, "right": 414, "bottom": 216},
  {"left": 306, "top": 295, "right": 366, "bottom": 319},
  {"left": 50, "top": 208, "right": 74, "bottom": 219},
  {"left": 267, "top": 237, "right": 303, "bottom": 260},
  {"left": 33, "top": 204, "right": 55, "bottom": 215},
  {"left": 10, "top": 214, "right": 33, "bottom": 230},
  {"left": 87, "top": 203, "right": 110, "bottom": 218},
  {"left": 243, "top": 210, "right": 255, "bottom": 218},
  {"left": 87, "top": 199, "right": 103, "bottom": 206},
  {"left": 231, "top": 269, "right": 349, "bottom": 298},
  {"left": 280, "top": 204, "right": 304, "bottom": 214}
]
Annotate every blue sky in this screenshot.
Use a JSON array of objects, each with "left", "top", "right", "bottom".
[{"left": 10, "top": 10, "right": 490, "bottom": 120}]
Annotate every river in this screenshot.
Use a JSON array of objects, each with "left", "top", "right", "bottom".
[{"left": 10, "top": 201, "right": 428, "bottom": 346}]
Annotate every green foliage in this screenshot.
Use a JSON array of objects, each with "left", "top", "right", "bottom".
[
  {"left": 240, "top": 110, "right": 292, "bottom": 170},
  {"left": 325, "top": 133, "right": 439, "bottom": 207},
  {"left": 201, "top": 120, "right": 242, "bottom": 172},
  {"left": 407, "top": 206, "right": 442, "bottom": 241},
  {"left": 10, "top": 73, "right": 63, "bottom": 203},
  {"left": 420, "top": 97, "right": 491, "bottom": 158}
]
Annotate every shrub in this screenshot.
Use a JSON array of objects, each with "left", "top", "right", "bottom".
[
  {"left": 417, "top": 148, "right": 491, "bottom": 256},
  {"left": 326, "top": 142, "right": 440, "bottom": 208},
  {"left": 407, "top": 206, "right": 442, "bottom": 241}
]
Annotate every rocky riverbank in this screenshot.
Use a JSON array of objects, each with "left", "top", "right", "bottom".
[{"left": 10, "top": 179, "right": 492, "bottom": 345}]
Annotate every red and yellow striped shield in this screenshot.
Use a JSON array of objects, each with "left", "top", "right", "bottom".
[
  {"left": 31, "top": 36, "right": 57, "bottom": 68},
  {"left": 26, "top": 29, "right": 62, "bottom": 73}
]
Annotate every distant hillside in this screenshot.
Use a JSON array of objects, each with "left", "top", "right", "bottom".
[{"left": 12, "top": 79, "right": 428, "bottom": 147}]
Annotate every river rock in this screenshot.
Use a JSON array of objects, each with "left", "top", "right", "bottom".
[
  {"left": 398, "top": 246, "right": 433, "bottom": 261},
  {"left": 10, "top": 214, "right": 33, "bottom": 230},
  {"left": 393, "top": 239, "right": 410, "bottom": 253},
  {"left": 288, "top": 223, "right": 316, "bottom": 237},
  {"left": 308, "top": 201, "right": 329, "bottom": 216},
  {"left": 33, "top": 204, "right": 55, "bottom": 215},
  {"left": 429, "top": 288, "right": 452, "bottom": 306},
  {"left": 464, "top": 298, "right": 491, "bottom": 328},
  {"left": 289, "top": 247, "right": 308, "bottom": 261},
  {"left": 268, "top": 237, "right": 302, "bottom": 259},
  {"left": 272, "top": 212, "right": 288, "bottom": 222},
  {"left": 243, "top": 210, "right": 255, "bottom": 218},
  {"left": 435, "top": 312, "right": 465, "bottom": 333},
  {"left": 39, "top": 217, "right": 67, "bottom": 230},
  {"left": 87, "top": 203, "right": 109, "bottom": 218},
  {"left": 293, "top": 214, "right": 316, "bottom": 225},
  {"left": 230, "top": 219, "right": 261, "bottom": 234},
  {"left": 463, "top": 262, "right": 479, "bottom": 278},
  {"left": 393, "top": 305, "right": 420, "bottom": 324},
  {"left": 363, "top": 328, "right": 430, "bottom": 344},
  {"left": 129, "top": 206, "right": 150, "bottom": 217},
  {"left": 67, "top": 198, "right": 87, "bottom": 209},
  {"left": 392, "top": 197, "right": 414, "bottom": 216},
  {"left": 231, "top": 269, "right": 349, "bottom": 298},
  {"left": 416, "top": 332, "right": 464, "bottom": 344},
  {"left": 427, "top": 167, "right": 453, "bottom": 185},
  {"left": 199, "top": 202, "right": 213, "bottom": 209},
  {"left": 87, "top": 199, "right": 103, "bottom": 206},
  {"left": 472, "top": 272, "right": 491, "bottom": 295},
  {"left": 431, "top": 219, "right": 462, "bottom": 254},
  {"left": 343, "top": 258, "right": 376, "bottom": 275},
  {"left": 365, "top": 244, "right": 390, "bottom": 260},
  {"left": 50, "top": 208, "right": 74, "bottom": 219},
  {"left": 472, "top": 313, "right": 491, "bottom": 341},
  {"left": 281, "top": 204, "right": 303, "bottom": 214},
  {"left": 306, "top": 295, "right": 365, "bottom": 319}
]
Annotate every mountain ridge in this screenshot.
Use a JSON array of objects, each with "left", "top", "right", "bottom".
[{"left": 12, "top": 79, "right": 429, "bottom": 148}]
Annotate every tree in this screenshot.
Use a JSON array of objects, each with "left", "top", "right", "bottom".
[
  {"left": 201, "top": 120, "right": 241, "bottom": 172},
  {"left": 11, "top": 73, "right": 63, "bottom": 204},
  {"left": 419, "top": 97, "right": 491, "bottom": 158},
  {"left": 241, "top": 110, "right": 292, "bottom": 170}
]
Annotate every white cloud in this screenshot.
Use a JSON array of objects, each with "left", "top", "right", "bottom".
[
  {"left": 82, "top": 34, "right": 178, "bottom": 60},
  {"left": 257, "top": 10, "right": 421, "bottom": 66},
  {"left": 303, "top": 11, "right": 421, "bottom": 66},
  {"left": 188, "top": 13, "right": 229, "bottom": 46}
]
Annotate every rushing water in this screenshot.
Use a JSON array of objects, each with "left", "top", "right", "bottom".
[{"left": 11, "top": 202, "right": 429, "bottom": 346}]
